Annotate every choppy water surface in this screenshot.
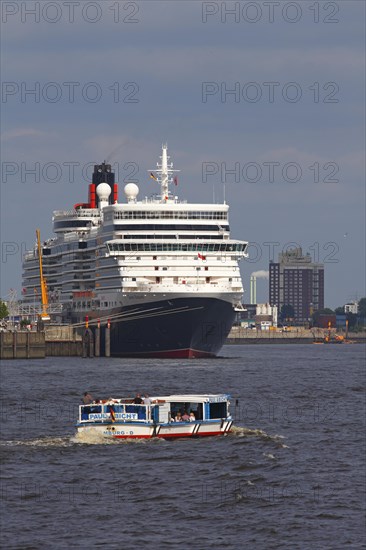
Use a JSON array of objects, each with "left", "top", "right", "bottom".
[{"left": 1, "top": 345, "right": 365, "bottom": 549}]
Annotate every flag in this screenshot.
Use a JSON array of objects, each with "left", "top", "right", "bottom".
[
  {"left": 198, "top": 253, "right": 206, "bottom": 260},
  {"left": 173, "top": 176, "right": 178, "bottom": 186},
  {"left": 150, "top": 172, "right": 157, "bottom": 181},
  {"left": 22, "top": 288, "right": 26, "bottom": 295},
  {"left": 109, "top": 406, "right": 116, "bottom": 422}
]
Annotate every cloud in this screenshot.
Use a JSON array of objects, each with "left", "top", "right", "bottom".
[
  {"left": 1, "top": 128, "right": 53, "bottom": 141},
  {"left": 3, "top": 43, "right": 364, "bottom": 83}
]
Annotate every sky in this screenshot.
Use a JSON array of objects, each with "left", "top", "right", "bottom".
[{"left": 1, "top": 0, "right": 365, "bottom": 307}]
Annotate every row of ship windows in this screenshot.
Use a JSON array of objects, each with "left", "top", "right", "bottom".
[
  {"left": 71, "top": 277, "right": 239, "bottom": 303},
  {"left": 40, "top": 233, "right": 227, "bottom": 257},
  {"left": 113, "top": 211, "right": 228, "bottom": 220},
  {"left": 54, "top": 221, "right": 95, "bottom": 229},
  {"left": 54, "top": 221, "right": 229, "bottom": 231},
  {"left": 107, "top": 243, "right": 246, "bottom": 253},
  {"left": 115, "top": 234, "right": 225, "bottom": 241},
  {"left": 111, "top": 224, "right": 229, "bottom": 232}
]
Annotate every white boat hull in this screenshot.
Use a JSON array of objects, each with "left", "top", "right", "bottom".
[{"left": 77, "top": 419, "right": 233, "bottom": 439}]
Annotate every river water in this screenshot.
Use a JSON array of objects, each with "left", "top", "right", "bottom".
[{"left": 1, "top": 344, "right": 365, "bottom": 549}]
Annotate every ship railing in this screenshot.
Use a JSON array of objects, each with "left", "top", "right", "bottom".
[
  {"left": 141, "top": 196, "right": 188, "bottom": 204},
  {"left": 16, "top": 303, "right": 63, "bottom": 316},
  {"left": 79, "top": 403, "right": 155, "bottom": 423},
  {"left": 53, "top": 209, "right": 100, "bottom": 218}
]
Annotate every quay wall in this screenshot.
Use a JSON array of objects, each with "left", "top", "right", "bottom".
[
  {"left": 1, "top": 327, "right": 364, "bottom": 359},
  {"left": 0, "top": 331, "right": 45, "bottom": 359},
  {"left": 45, "top": 340, "right": 83, "bottom": 356},
  {"left": 226, "top": 328, "right": 314, "bottom": 344},
  {"left": 226, "top": 336, "right": 314, "bottom": 345},
  {"left": 226, "top": 327, "right": 366, "bottom": 344},
  {"left": 0, "top": 326, "right": 83, "bottom": 359},
  {"left": 45, "top": 325, "right": 83, "bottom": 356}
]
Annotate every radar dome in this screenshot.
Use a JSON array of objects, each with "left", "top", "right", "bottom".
[
  {"left": 124, "top": 183, "right": 139, "bottom": 201},
  {"left": 96, "top": 182, "right": 111, "bottom": 201}
]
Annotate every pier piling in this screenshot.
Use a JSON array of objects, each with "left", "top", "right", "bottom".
[
  {"left": 105, "top": 321, "right": 110, "bottom": 357},
  {"left": 82, "top": 329, "right": 94, "bottom": 358},
  {"left": 95, "top": 326, "right": 100, "bottom": 357}
]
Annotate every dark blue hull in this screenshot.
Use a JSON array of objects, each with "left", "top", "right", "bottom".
[{"left": 106, "top": 297, "right": 235, "bottom": 358}]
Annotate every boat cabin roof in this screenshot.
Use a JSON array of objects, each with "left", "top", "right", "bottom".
[
  {"left": 81, "top": 394, "right": 231, "bottom": 406},
  {"left": 144, "top": 394, "right": 230, "bottom": 403}
]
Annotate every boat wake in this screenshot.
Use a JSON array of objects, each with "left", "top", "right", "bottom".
[
  {"left": 71, "top": 430, "right": 119, "bottom": 445},
  {"left": 231, "top": 426, "right": 288, "bottom": 446},
  {"left": 71, "top": 430, "right": 166, "bottom": 445},
  {"left": 1, "top": 436, "right": 72, "bottom": 448},
  {"left": 1, "top": 432, "right": 159, "bottom": 448}
]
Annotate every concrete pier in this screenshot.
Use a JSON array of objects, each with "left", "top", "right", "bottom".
[
  {"left": 0, "top": 331, "right": 45, "bottom": 359},
  {"left": 46, "top": 340, "right": 83, "bottom": 356},
  {"left": 45, "top": 325, "right": 83, "bottom": 357},
  {"left": 226, "top": 327, "right": 366, "bottom": 344}
]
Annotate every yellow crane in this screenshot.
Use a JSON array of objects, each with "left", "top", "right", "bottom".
[{"left": 36, "top": 229, "right": 50, "bottom": 322}]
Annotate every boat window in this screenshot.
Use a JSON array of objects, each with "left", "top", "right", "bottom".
[
  {"left": 81, "top": 404, "right": 102, "bottom": 420},
  {"left": 124, "top": 404, "right": 147, "bottom": 419},
  {"left": 189, "top": 403, "right": 203, "bottom": 420},
  {"left": 209, "top": 402, "right": 227, "bottom": 419},
  {"left": 151, "top": 405, "right": 159, "bottom": 422},
  {"left": 170, "top": 402, "right": 203, "bottom": 420}
]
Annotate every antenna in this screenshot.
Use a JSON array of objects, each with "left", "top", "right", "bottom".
[{"left": 148, "top": 144, "right": 180, "bottom": 202}]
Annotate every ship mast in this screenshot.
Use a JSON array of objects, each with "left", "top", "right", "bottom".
[{"left": 148, "top": 144, "right": 180, "bottom": 202}]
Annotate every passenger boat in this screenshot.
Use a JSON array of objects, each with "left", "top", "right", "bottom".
[{"left": 76, "top": 393, "right": 233, "bottom": 439}]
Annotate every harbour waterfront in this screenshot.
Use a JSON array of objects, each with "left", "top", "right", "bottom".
[
  {"left": 1, "top": 345, "right": 365, "bottom": 549},
  {"left": 2, "top": 327, "right": 365, "bottom": 359}
]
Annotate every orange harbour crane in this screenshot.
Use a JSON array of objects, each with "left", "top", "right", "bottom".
[{"left": 36, "top": 229, "right": 50, "bottom": 322}]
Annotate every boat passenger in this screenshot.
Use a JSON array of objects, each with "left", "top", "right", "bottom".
[
  {"left": 181, "top": 411, "right": 190, "bottom": 421},
  {"left": 175, "top": 412, "right": 183, "bottom": 422},
  {"left": 189, "top": 411, "right": 196, "bottom": 422},
  {"left": 142, "top": 394, "right": 152, "bottom": 406},
  {"left": 82, "top": 392, "right": 93, "bottom": 405},
  {"left": 132, "top": 393, "right": 143, "bottom": 404}
]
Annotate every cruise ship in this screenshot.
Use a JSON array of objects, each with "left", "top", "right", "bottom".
[{"left": 22, "top": 145, "right": 248, "bottom": 357}]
